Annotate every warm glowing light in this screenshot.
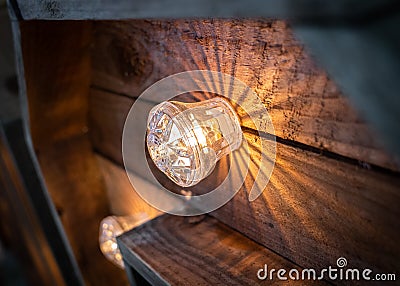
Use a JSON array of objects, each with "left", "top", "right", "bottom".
[
  {"left": 147, "top": 97, "right": 243, "bottom": 187},
  {"left": 99, "top": 213, "right": 148, "bottom": 268}
]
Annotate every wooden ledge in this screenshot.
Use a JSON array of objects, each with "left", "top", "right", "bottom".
[{"left": 117, "top": 214, "right": 327, "bottom": 285}]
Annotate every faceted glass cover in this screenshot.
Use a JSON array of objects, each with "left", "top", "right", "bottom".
[
  {"left": 146, "top": 97, "right": 242, "bottom": 187},
  {"left": 99, "top": 216, "right": 125, "bottom": 268}
]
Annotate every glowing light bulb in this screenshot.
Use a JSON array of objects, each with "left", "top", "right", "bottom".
[
  {"left": 147, "top": 97, "right": 243, "bottom": 187},
  {"left": 99, "top": 213, "right": 148, "bottom": 268}
]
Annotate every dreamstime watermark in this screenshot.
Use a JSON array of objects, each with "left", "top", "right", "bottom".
[{"left": 257, "top": 257, "right": 396, "bottom": 282}]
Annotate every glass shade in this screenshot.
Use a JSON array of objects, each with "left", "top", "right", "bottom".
[
  {"left": 99, "top": 214, "right": 148, "bottom": 268},
  {"left": 146, "top": 97, "right": 243, "bottom": 187}
]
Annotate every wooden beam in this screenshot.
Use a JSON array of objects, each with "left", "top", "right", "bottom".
[
  {"left": 118, "top": 214, "right": 326, "bottom": 285},
  {"left": 216, "top": 133, "right": 400, "bottom": 274},
  {"left": 91, "top": 20, "right": 399, "bottom": 171},
  {"left": 11, "top": 0, "right": 396, "bottom": 21}
]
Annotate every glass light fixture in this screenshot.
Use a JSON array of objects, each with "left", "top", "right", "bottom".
[
  {"left": 99, "top": 213, "right": 148, "bottom": 268},
  {"left": 146, "top": 97, "right": 243, "bottom": 187}
]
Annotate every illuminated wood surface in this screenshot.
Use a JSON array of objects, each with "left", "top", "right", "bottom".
[
  {"left": 0, "top": 122, "right": 66, "bottom": 285},
  {"left": 97, "top": 154, "right": 172, "bottom": 219},
  {"left": 91, "top": 19, "right": 398, "bottom": 171},
  {"left": 90, "top": 88, "right": 400, "bottom": 274},
  {"left": 19, "top": 21, "right": 128, "bottom": 286},
  {"left": 15, "top": 18, "right": 400, "bottom": 285},
  {"left": 118, "top": 214, "right": 328, "bottom": 286}
]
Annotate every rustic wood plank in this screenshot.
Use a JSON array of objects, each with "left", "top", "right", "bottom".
[
  {"left": 89, "top": 89, "right": 400, "bottom": 274},
  {"left": 294, "top": 13, "right": 400, "bottom": 161},
  {"left": 0, "top": 120, "right": 66, "bottom": 286},
  {"left": 118, "top": 214, "right": 327, "bottom": 285},
  {"left": 91, "top": 19, "right": 399, "bottom": 171},
  {"left": 89, "top": 89, "right": 131, "bottom": 166},
  {"left": 12, "top": 0, "right": 396, "bottom": 21},
  {"left": 96, "top": 154, "right": 161, "bottom": 218},
  {"left": 123, "top": 265, "right": 152, "bottom": 286},
  {"left": 95, "top": 149, "right": 216, "bottom": 219},
  {"left": 35, "top": 134, "right": 129, "bottom": 286},
  {"left": 18, "top": 21, "right": 128, "bottom": 285},
  {"left": 20, "top": 21, "right": 91, "bottom": 147},
  {"left": 216, "top": 133, "right": 400, "bottom": 274}
]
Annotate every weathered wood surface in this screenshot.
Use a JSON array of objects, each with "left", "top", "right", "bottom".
[
  {"left": 90, "top": 88, "right": 400, "bottom": 274},
  {"left": 96, "top": 154, "right": 161, "bottom": 218},
  {"left": 19, "top": 21, "right": 128, "bottom": 286},
  {"left": 0, "top": 8, "right": 20, "bottom": 121},
  {"left": 0, "top": 121, "right": 65, "bottom": 286},
  {"left": 216, "top": 133, "right": 400, "bottom": 275},
  {"left": 95, "top": 152, "right": 229, "bottom": 217},
  {"left": 118, "top": 214, "right": 327, "bottom": 285},
  {"left": 91, "top": 19, "right": 399, "bottom": 171},
  {"left": 11, "top": 0, "right": 396, "bottom": 21},
  {"left": 32, "top": 134, "right": 129, "bottom": 286},
  {"left": 20, "top": 21, "right": 91, "bottom": 147},
  {"left": 294, "top": 15, "right": 400, "bottom": 160}
]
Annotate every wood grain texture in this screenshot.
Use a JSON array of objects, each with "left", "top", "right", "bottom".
[
  {"left": 91, "top": 19, "right": 399, "bottom": 171},
  {"left": 89, "top": 89, "right": 131, "bottom": 166},
  {"left": 13, "top": 0, "right": 396, "bottom": 21},
  {"left": 19, "top": 21, "right": 128, "bottom": 286},
  {"left": 215, "top": 133, "right": 400, "bottom": 275},
  {"left": 118, "top": 214, "right": 327, "bottom": 285},
  {"left": 34, "top": 134, "right": 129, "bottom": 286},
  {"left": 294, "top": 15, "right": 400, "bottom": 161},
  {"left": 21, "top": 21, "right": 91, "bottom": 147},
  {"left": 89, "top": 89, "right": 400, "bottom": 274},
  {"left": 0, "top": 122, "right": 65, "bottom": 286},
  {"left": 96, "top": 154, "right": 161, "bottom": 218}
]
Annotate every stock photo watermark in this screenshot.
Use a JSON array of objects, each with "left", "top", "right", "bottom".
[{"left": 257, "top": 257, "right": 396, "bottom": 282}]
